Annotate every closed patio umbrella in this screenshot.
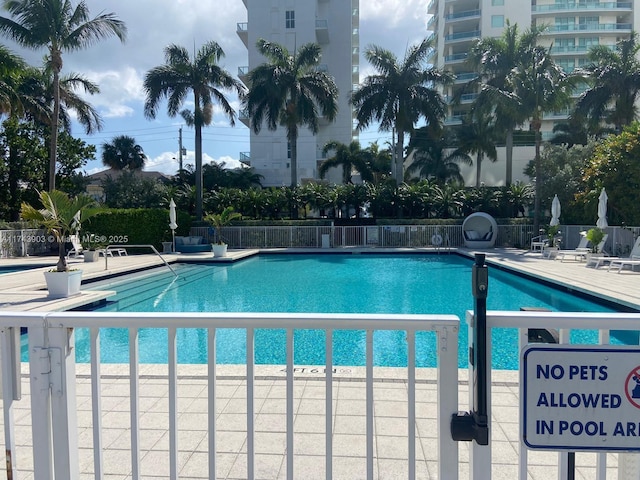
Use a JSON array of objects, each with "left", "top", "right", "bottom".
[
  {"left": 169, "top": 199, "right": 177, "bottom": 251},
  {"left": 596, "top": 188, "right": 608, "bottom": 229},
  {"left": 550, "top": 194, "right": 561, "bottom": 227}
]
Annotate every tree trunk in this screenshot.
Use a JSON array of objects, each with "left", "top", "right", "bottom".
[
  {"left": 395, "top": 129, "right": 404, "bottom": 183},
  {"left": 476, "top": 152, "right": 482, "bottom": 188},
  {"left": 533, "top": 125, "right": 542, "bottom": 234},
  {"left": 195, "top": 123, "right": 203, "bottom": 221},
  {"left": 289, "top": 127, "right": 298, "bottom": 188},
  {"left": 48, "top": 67, "right": 61, "bottom": 191},
  {"left": 505, "top": 128, "right": 514, "bottom": 186}
]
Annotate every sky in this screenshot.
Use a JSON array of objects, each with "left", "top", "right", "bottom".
[{"left": 2, "top": 0, "right": 431, "bottom": 176}]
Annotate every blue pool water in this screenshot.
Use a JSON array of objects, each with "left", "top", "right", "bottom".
[{"left": 73, "top": 254, "right": 623, "bottom": 370}]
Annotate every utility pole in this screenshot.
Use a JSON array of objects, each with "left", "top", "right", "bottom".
[{"left": 178, "top": 127, "right": 184, "bottom": 172}]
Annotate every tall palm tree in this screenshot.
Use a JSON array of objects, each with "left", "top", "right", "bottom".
[
  {"left": 319, "top": 140, "right": 373, "bottom": 184},
  {"left": 0, "top": 44, "right": 27, "bottom": 114},
  {"left": 0, "top": 0, "right": 127, "bottom": 191},
  {"left": 101, "top": 135, "right": 146, "bottom": 170},
  {"left": 352, "top": 37, "right": 452, "bottom": 183},
  {"left": 144, "top": 41, "right": 244, "bottom": 221},
  {"left": 466, "top": 22, "right": 541, "bottom": 185},
  {"left": 245, "top": 39, "right": 338, "bottom": 188},
  {"left": 574, "top": 33, "right": 640, "bottom": 133},
  {"left": 509, "top": 44, "right": 573, "bottom": 233},
  {"left": 406, "top": 126, "right": 471, "bottom": 184},
  {"left": 455, "top": 107, "right": 498, "bottom": 187}
]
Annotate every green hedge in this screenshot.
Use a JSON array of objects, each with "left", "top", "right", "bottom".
[{"left": 81, "top": 208, "right": 191, "bottom": 251}]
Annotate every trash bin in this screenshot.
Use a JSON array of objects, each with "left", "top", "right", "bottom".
[{"left": 321, "top": 234, "right": 330, "bottom": 249}]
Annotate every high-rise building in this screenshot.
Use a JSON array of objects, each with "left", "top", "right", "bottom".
[
  {"left": 237, "top": 0, "right": 360, "bottom": 186},
  {"left": 426, "top": 0, "right": 639, "bottom": 185}
]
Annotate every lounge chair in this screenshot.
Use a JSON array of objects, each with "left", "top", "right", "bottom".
[
  {"left": 530, "top": 234, "right": 549, "bottom": 253},
  {"left": 66, "top": 234, "right": 84, "bottom": 258},
  {"left": 606, "top": 237, "right": 640, "bottom": 273},
  {"left": 548, "top": 236, "right": 589, "bottom": 261},
  {"left": 587, "top": 236, "right": 640, "bottom": 268}
]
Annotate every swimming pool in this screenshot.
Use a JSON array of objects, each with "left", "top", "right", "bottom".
[
  {"left": 0, "top": 264, "right": 49, "bottom": 274},
  {"left": 75, "top": 253, "right": 622, "bottom": 369}
]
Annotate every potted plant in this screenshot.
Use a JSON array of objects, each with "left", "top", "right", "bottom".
[
  {"left": 205, "top": 207, "right": 241, "bottom": 257},
  {"left": 586, "top": 227, "right": 605, "bottom": 254},
  {"left": 546, "top": 225, "right": 560, "bottom": 247},
  {"left": 82, "top": 233, "right": 105, "bottom": 262},
  {"left": 21, "top": 190, "right": 100, "bottom": 297}
]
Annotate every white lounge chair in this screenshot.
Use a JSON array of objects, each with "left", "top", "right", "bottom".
[
  {"left": 530, "top": 234, "right": 549, "bottom": 253},
  {"left": 587, "top": 236, "right": 640, "bottom": 268},
  {"left": 548, "top": 236, "right": 589, "bottom": 261},
  {"left": 66, "top": 234, "right": 84, "bottom": 258},
  {"left": 606, "top": 237, "right": 640, "bottom": 273}
]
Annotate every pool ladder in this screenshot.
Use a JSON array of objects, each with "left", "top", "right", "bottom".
[{"left": 103, "top": 244, "right": 178, "bottom": 277}]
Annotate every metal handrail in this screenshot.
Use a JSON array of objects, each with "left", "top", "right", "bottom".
[{"left": 103, "top": 244, "right": 177, "bottom": 276}]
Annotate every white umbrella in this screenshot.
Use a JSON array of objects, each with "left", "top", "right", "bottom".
[
  {"left": 550, "top": 194, "right": 561, "bottom": 227},
  {"left": 596, "top": 188, "right": 608, "bottom": 229},
  {"left": 169, "top": 199, "right": 177, "bottom": 252}
]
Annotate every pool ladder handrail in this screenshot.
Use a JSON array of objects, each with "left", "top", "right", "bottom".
[{"left": 103, "top": 244, "right": 178, "bottom": 277}]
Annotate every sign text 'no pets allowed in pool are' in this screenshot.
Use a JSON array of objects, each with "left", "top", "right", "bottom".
[{"left": 521, "top": 345, "right": 640, "bottom": 451}]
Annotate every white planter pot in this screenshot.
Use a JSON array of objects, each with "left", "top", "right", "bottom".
[
  {"left": 44, "top": 270, "right": 83, "bottom": 298},
  {"left": 84, "top": 250, "right": 99, "bottom": 262},
  {"left": 212, "top": 244, "right": 228, "bottom": 258}
]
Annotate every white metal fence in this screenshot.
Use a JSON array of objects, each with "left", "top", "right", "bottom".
[
  {"left": 466, "top": 311, "right": 640, "bottom": 480},
  {"left": 0, "top": 312, "right": 460, "bottom": 480},
  {"left": 0, "top": 229, "right": 51, "bottom": 258},
  {"left": 191, "top": 225, "right": 639, "bottom": 254}
]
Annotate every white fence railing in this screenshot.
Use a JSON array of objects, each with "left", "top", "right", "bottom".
[
  {"left": 0, "top": 312, "right": 460, "bottom": 480},
  {"left": 466, "top": 311, "right": 640, "bottom": 480},
  {"left": 191, "top": 225, "right": 639, "bottom": 254},
  {"left": 0, "top": 229, "right": 51, "bottom": 258}
]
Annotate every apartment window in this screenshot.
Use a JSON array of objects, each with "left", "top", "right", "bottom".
[
  {"left": 491, "top": 15, "right": 504, "bottom": 28},
  {"left": 579, "top": 37, "right": 599, "bottom": 47},
  {"left": 285, "top": 10, "right": 295, "bottom": 29},
  {"left": 557, "top": 58, "right": 575, "bottom": 73},
  {"left": 554, "top": 17, "right": 575, "bottom": 31},
  {"left": 491, "top": 0, "right": 504, "bottom": 5},
  {"left": 579, "top": 16, "right": 599, "bottom": 28},
  {"left": 287, "top": 141, "right": 291, "bottom": 159}
]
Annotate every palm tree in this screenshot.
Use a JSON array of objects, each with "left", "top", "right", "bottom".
[
  {"left": 352, "top": 37, "right": 453, "bottom": 183},
  {"left": 0, "top": 44, "right": 27, "bottom": 114},
  {"left": 101, "top": 135, "right": 146, "bottom": 170},
  {"left": 144, "top": 41, "right": 244, "bottom": 221},
  {"left": 454, "top": 107, "right": 498, "bottom": 188},
  {"left": 509, "top": 44, "right": 573, "bottom": 233},
  {"left": 0, "top": 0, "right": 127, "bottom": 191},
  {"left": 362, "top": 141, "right": 392, "bottom": 185},
  {"left": 406, "top": 125, "right": 471, "bottom": 184},
  {"left": 244, "top": 39, "right": 338, "bottom": 188},
  {"left": 319, "top": 140, "right": 373, "bottom": 184},
  {"left": 574, "top": 33, "right": 640, "bottom": 133},
  {"left": 466, "top": 22, "right": 541, "bottom": 185}
]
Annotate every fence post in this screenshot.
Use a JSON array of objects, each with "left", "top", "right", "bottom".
[
  {"left": 28, "top": 323, "right": 55, "bottom": 479},
  {"left": 48, "top": 326, "right": 80, "bottom": 479}
]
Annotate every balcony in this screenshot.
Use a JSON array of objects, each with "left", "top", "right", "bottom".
[
  {"left": 444, "top": 52, "right": 468, "bottom": 64},
  {"left": 548, "top": 23, "right": 632, "bottom": 34},
  {"left": 454, "top": 72, "right": 478, "bottom": 83},
  {"left": 239, "top": 108, "right": 250, "bottom": 128},
  {"left": 238, "top": 65, "right": 249, "bottom": 84},
  {"left": 532, "top": 2, "right": 632, "bottom": 14},
  {"left": 444, "top": 9, "right": 480, "bottom": 22},
  {"left": 315, "top": 19, "right": 329, "bottom": 44},
  {"left": 427, "top": 0, "right": 437, "bottom": 14},
  {"left": 444, "top": 30, "right": 480, "bottom": 44},
  {"left": 236, "top": 22, "right": 248, "bottom": 47}
]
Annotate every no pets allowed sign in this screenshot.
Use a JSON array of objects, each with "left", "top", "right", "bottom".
[{"left": 521, "top": 345, "right": 640, "bottom": 452}]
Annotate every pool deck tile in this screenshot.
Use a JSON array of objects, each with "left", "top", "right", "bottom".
[{"left": 0, "top": 248, "right": 638, "bottom": 478}]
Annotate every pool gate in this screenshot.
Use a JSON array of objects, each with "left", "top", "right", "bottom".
[{"left": 1, "top": 308, "right": 640, "bottom": 477}]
